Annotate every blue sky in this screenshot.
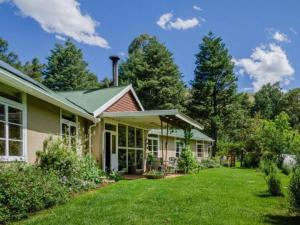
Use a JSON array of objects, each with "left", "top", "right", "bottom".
[{"left": 0, "top": 0, "right": 299, "bottom": 92}]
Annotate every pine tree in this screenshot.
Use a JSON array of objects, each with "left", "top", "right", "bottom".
[
  {"left": 0, "top": 37, "right": 22, "bottom": 69},
  {"left": 43, "top": 40, "right": 99, "bottom": 91},
  {"left": 23, "top": 58, "right": 44, "bottom": 82},
  {"left": 190, "top": 32, "right": 237, "bottom": 155},
  {"left": 119, "top": 34, "right": 186, "bottom": 110}
]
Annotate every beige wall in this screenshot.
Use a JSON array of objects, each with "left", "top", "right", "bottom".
[
  {"left": 157, "top": 136, "right": 210, "bottom": 162},
  {"left": 26, "top": 95, "right": 90, "bottom": 163},
  {"left": 90, "top": 120, "right": 103, "bottom": 166},
  {"left": 27, "top": 95, "right": 61, "bottom": 163}
]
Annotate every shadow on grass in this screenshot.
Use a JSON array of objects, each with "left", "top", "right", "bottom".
[
  {"left": 255, "top": 191, "right": 284, "bottom": 198},
  {"left": 264, "top": 215, "right": 300, "bottom": 225}
]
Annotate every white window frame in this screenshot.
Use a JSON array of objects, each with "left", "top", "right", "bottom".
[
  {"left": 147, "top": 135, "right": 159, "bottom": 157},
  {"left": 60, "top": 110, "right": 78, "bottom": 148},
  {"left": 197, "top": 140, "right": 205, "bottom": 158},
  {"left": 0, "top": 94, "right": 26, "bottom": 162},
  {"left": 175, "top": 139, "right": 183, "bottom": 158}
]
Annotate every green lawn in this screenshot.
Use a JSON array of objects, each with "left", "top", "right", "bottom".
[{"left": 15, "top": 168, "right": 300, "bottom": 225}]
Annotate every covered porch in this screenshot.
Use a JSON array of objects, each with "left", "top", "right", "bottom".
[{"left": 99, "top": 109, "right": 203, "bottom": 174}]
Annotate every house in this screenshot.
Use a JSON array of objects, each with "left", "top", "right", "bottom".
[
  {"left": 0, "top": 56, "right": 213, "bottom": 173},
  {"left": 148, "top": 129, "right": 213, "bottom": 161}
]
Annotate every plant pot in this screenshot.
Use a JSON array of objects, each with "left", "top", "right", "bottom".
[{"left": 128, "top": 165, "right": 136, "bottom": 174}]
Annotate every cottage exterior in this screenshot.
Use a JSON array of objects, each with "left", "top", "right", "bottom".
[{"left": 0, "top": 59, "right": 213, "bottom": 173}]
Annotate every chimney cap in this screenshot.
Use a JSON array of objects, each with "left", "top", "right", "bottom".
[{"left": 109, "top": 55, "right": 120, "bottom": 62}]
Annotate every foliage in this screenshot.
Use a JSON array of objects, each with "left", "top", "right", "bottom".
[
  {"left": 0, "top": 163, "right": 68, "bottom": 224},
  {"left": 107, "top": 170, "right": 123, "bottom": 181},
  {"left": 22, "top": 58, "right": 44, "bottom": 82},
  {"left": 36, "top": 137, "right": 103, "bottom": 191},
  {"left": 143, "top": 170, "right": 165, "bottom": 179},
  {"left": 289, "top": 166, "right": 300, "bottom": 212},
  {"left": 177, "top": 146, "right": 197, "bottom": 173},
  {"left": 197, "top": 158, "right": 220, "bottom": 170},
  {"left": 190, "top": 32, "right": 238, "bottom": 156},
  {"left": 266, "top": 171, "right": 283, "bottom": 196},
  {"left": 260, "top": 159, "right": 278, "bottom": 176},
  {"left": 253, "top": 83, "right": 283, "bottom": 120},
  {"left": 0, "top": 37, "right": 22, "bottom": 69},
  {"left": 119, "top": 34, "right": 186, "bottom": 111},
  {"left": 43, "top": 39, "right": 99, "bottom": 91}
]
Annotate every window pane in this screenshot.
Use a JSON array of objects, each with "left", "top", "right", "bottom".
[
  {"left": 118, "top": 148, "right": 127, "bottom": 171},
  {"left": 8, "top": 107, "right": 22, "bottom": 124},
  {"left": 105, "top": 123, "right": 116, "bottom": 131},
  {"left": 128, "top": 149, "right": 135, "bottom": 166},
  {"left": 70, "top": 126, "right": 76, "bottom": 136},
  {"left": 153, "top": 139, "right": 158, "bottom": 146},
  {"left": 153, "top": 151, "right": 158, "bottom": 157},
  {"left": 118, "top": 124, "right": 126, "bottom": 147},
  {"left": 62, "top": 123, "right": 69, "bottom": 135},
  {"left": 0, "top": 140, "right": 5, "bottom": 156},
  {"left": 128, "top": 127, "right": 135, "bottom": 147},
  {"left": 0, "top": 122, "right": 5, "bottom": 138},
  {"left": 136, "top": 129, "right": 143, "bottom": 148},
  {"left": 9, "top": 141, "right": 22, "bottom": 156},
  {"left": 0, "top": 104, "right": 4, "bottom": 121},
  {"left": 62, "top": 112, "right": 76, "bottom": 122},
  {"left": 9, "top": 124, "right": 22, "bottom": 140},
  {"left": 112, "top": 135, "right": 116, "bottom": 154},
  {"left": 136, "top": 150, "right": 143, "bottom": 169}
]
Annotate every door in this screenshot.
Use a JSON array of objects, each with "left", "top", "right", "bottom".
[{"left": 104, "top": 131, "right": 118, "bottom": 171}]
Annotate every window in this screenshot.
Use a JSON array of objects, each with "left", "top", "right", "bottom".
[
  {"left": 197, "top": 141, "right": 205, "bottom": 157},
  {"left": 148, "top": 136, "right": 158, "bottom": 157},
  {"left": 176, "top": 139, "right": 183, "bottom": 158},
  {"left": 117, "top": 123, "right": 144, "bottom": 171},
  {"left": 61, "top": 111, "right": 77, "bottom": 146},
  {"left": 0, "top": 102, "right": 24, "bottom": 159}
]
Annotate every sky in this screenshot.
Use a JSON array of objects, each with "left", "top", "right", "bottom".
[{"left": 0, "top": 0, "right": 299, "bottom": 92}]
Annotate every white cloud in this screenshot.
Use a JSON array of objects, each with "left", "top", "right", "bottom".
[
  {"left": 1, "top": 0, "right": 109, "bottom": 48},
  {"left": 193, "top": 5, "right": 202, "bottom": 11},
  {"left": 157, "top": 12, "right": 200, "bottom": 30},
  {"left": 272, "top": 31, "right": 290, "bottom": 42},
  {"left": 234, "top": 43, "right": 294, "bottom": 91},
  {"left": 55, "top": 35, "right": 66, "bottom": 41}
]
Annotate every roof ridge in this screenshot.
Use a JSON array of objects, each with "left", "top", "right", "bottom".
[{"left": 56, "top": 84, "right": 130, "bottom": 93}]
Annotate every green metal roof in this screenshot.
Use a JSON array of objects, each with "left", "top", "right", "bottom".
[
  {"left": 149, "top": 129, "right": 214, "bottom": 142},
  {"left": 56, "top": 85, "right": 129, "bottom": 114}
]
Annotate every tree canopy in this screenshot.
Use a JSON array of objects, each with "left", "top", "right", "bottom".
[
  {"left": 43, "top": 40, "right": 100, "bottom": 91},
  {"left": 119, "top": 34, "right": 186, "bottom": 110},
  {"left": 190, "top": 32, "right": 238, "bottom": 155}
]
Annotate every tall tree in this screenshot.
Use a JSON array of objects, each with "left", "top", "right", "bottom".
[
  {"left": 253, "top": 82, "right": 283, "bottom": 119},
  {"left": 0, "top": 37, "right": 22, "bottom": 69},
  {"left": 119, "top": 34, "right": 186, "bottom": 110},
  {"left": 23, "top": 58, "right": 44, "bottom": 82},
  {"left": 190, "top": 32, "right": 237, "bottom": 155},
  {"left": 43, "top": 40, "right": 99, "bottom": 91}
]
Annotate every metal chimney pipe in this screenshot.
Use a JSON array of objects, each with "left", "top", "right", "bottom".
[{"left": 109, "top": 55, "right": 120, "bottom": 87}]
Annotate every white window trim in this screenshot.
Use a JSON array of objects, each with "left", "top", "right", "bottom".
[
  {"left": 175, "top": 139, "right": 183, "bottom": 158},
  {"left": 60, "top": 110, "right": 78, "bottom": 148},
  {"left": 148, "top": 135, "right": 159, "bottom": 157},
  {"left": 0, "top": 93, "right": 26, "bottom": 162},
  {"left": 196, "top": 140, "right": 205, "bottom": 158}
]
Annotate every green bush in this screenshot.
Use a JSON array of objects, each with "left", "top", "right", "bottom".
[
  {"left": 260, "top": 159, "right": 278, "bottom": 176},
  {"left": 108, "top": 170, "right": 123, "bottom": 181},
  {"left": 0, "top": 163, "right": 68, "bottom": 224},
  {"left": 37, "top": 137, "right": 104, "bottom": 191},
  {"left": 281, "top": 163, "right": 292, "bottom": 175},
  {"left": 198, "top": 158, "right": 221, "bottom": 170},
  {"left": 266, "top": 171, "right": 282, "bottom": 196},
  {"left": 143, "top": 170, "right": 165, "bottom": 179},
  {"left": 289, "top": 167, "right": 300, "bottom": 212},
  {"left": 177, "top": 146, "right": 197, "bottom": 174}
]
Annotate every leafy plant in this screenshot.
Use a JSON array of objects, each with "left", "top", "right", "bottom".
[
  {"left": 289, "top": 166, "right": 300, "bottom": 212},
  {"left": 108, "top": 170, "right": 123, "bottom": 181},
  {"left": 177, "top": 146, "right": 197, "bottom": 174},
  {"left": 197, "top": 158, "right": 220, "bottom": 171},
  {"left": 143, "top": 170, "right": 165, "bottom": 179},
  {"left": 266, "top": 171, "right": 282, "bottom": 196}
]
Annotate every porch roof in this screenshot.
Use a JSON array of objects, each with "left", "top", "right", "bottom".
[{"left": 100, "top": 109, "right": 203, "bottom": 130}]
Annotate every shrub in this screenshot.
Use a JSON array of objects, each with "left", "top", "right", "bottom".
[
  {"left": 260, "top": 159, "right": 278, "bottom": 176},
  {"left": 108, "top": 170, "right": 123, "bottom": 181},
  {"left": 281, "top": 163, "right": 292, "bottom": 175},
  {"left": 243, "top": 151, "right": 260, "bottom": 168},
  {"left": 197, "top": 158, "right": 221, "bottom": 171},
  {"left": 266, "top": 171, "right": 282, "bottom": 196},
  {"left": 289, "top": 166, "right": 300, "bottom": 212},
  {"left": 143, "top": 170, "right": 165, "bottom": 179},
  {"left": 0, "top": 163, "right": 68, "bottom": 224},
  {"left": 177, "top": 146, "right": 197, "bottom": 174},
  {"left": 37, "top": 137, "right": 104, "bottom": 191}
]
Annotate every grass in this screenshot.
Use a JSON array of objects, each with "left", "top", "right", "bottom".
[{"left": 15, "top": 168, "right": 300, "bottom": 225}]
